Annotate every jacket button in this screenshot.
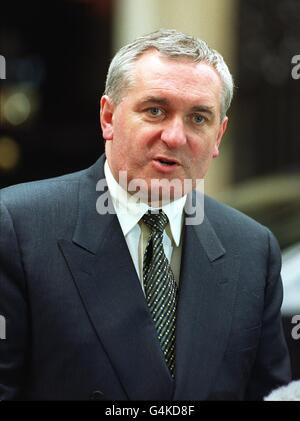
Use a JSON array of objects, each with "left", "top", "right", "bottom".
[{"left": 90, "top": 390, "right": 105, "bottom": 400}]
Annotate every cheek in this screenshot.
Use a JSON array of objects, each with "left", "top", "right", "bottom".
[
  {"left": 190, "top": 138, "right": 214, "bottom": 161},
  {"left": 113, "top": 119, "right": 129, "bottom": 141},
  {"left": 114, "top": 116, "right": 136, "bottom": 142},
  {"left": 193, "top": 128, "right": 220, "bottom": 156}
]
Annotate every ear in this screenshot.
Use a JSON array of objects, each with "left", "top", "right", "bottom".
[
  {"left": 100, "top": 95, "right": 114, "bottom": 141},
  {"left": 212, "top": 116, "right": 228, "bottom": 158}
]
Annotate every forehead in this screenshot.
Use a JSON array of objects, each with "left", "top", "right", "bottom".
[{"left": 129, "top": 51, "right": 222, "bottom": 107}]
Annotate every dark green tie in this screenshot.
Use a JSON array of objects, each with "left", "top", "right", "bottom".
[{"left": 142, "top": 210, "right": 177, "bottom": 377}]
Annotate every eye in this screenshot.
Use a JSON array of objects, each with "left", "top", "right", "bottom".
[
  {"left": 146, "top": 107, "right": 163, "bottom": 117},
  {"left": 192, "top": 114, "right": 205, "bottom": 125}
]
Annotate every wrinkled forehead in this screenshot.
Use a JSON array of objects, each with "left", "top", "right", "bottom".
[{"left": 128, "top": 51, "right": 223, "bottom": 110}]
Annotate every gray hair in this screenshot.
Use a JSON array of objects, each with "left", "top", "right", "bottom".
[{"left": 104, "top": 29, "right": 234, "bottom": 120}]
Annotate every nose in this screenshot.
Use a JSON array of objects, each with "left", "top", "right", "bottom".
[{"left": 160, "top": 117, "right": 187, "bottom": 148}]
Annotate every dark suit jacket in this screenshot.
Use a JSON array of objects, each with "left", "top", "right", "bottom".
[{"left": 0, "top": 155, "right": 291, "bottom": 400}]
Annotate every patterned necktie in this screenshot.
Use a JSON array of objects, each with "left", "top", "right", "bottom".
[{"left": 142, "top": 210, "right": 178, "bottom": 377}]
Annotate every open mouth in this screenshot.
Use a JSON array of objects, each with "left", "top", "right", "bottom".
[
  {"left": 157, "top": 159, "right": 176, "bottom": 166},
  {"left": 152, "top": 156, "right": 180, "bottom": 172},
  {"left": 155, "top": 156, "right": 179, "bottom": 166}
]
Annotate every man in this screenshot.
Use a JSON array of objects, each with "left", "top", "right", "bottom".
[{"left": 0, "top": 29, "right": 291, "bottom": 400}]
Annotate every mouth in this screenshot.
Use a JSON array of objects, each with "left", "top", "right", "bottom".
[
  {"left": 151, "top": 156, "right": 181, "bottom": 174},
  {"left": 153, "top": 156, "right": 180, "bottom": 166}
]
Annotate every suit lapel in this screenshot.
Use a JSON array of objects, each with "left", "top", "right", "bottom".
[
  {"left": 58, "top": 156, "right": 174, "bottom": 400},
  {"left": 173, "top": 194, "right": 240, "bottom": 400}
]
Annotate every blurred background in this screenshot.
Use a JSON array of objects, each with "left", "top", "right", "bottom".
[{"left": 1, "top": 0, "right": 300, "bottom": 380}]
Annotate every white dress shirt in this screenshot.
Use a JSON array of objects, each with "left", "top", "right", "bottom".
[{"left": 104, "top": 160, "right": 186, "bottom": 293}]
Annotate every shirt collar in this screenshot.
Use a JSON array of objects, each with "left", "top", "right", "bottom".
[{"left": 104, "top": 159, "right": 186, "bottom": 246}]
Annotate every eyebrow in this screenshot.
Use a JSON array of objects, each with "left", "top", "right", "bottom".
[
  {"left": 190, "top": 105, "right": 215, "bottom": 116},
  {"left": 139, "top": 96, "right": 215, "bottom": 116},
  {"left": 139, "top": 96, "right": 170, "bottom": 106}
]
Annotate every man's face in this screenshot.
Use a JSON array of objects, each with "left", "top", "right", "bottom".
[{"left": 101, "top": 51, "right": 228, "bottom": 202}]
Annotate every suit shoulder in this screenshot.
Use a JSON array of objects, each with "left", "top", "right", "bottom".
[
  {"left": 0, "top": 167, "right": 88, "bottom": 208},
  {"left": 204, "top": 195, "right": 272, "bottom": 237},
  {"left": 204, "top": 196, "right": 281, "bottom": 267}
]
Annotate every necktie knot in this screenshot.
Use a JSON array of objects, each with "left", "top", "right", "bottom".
[{"left": 142, "top": 210, "right": 169, "bottom": 233}]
